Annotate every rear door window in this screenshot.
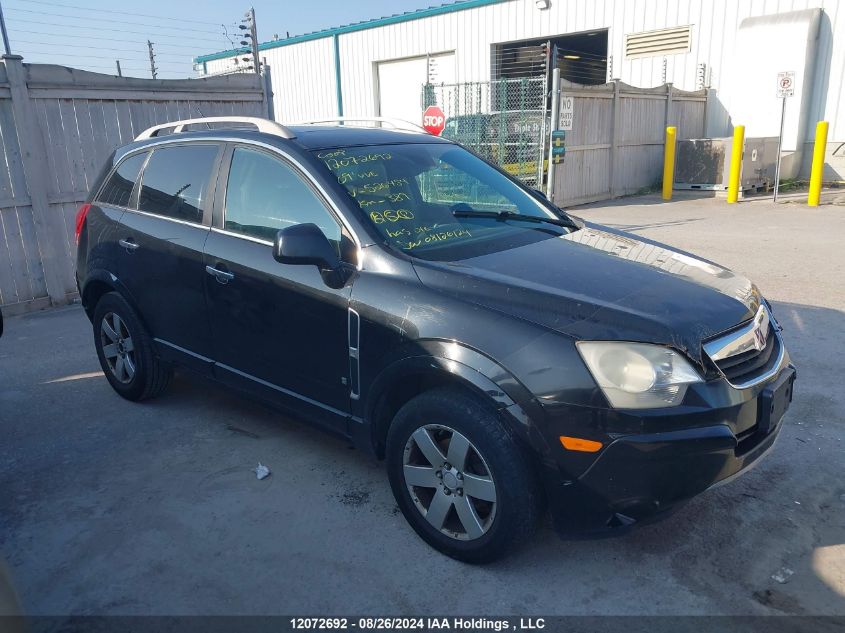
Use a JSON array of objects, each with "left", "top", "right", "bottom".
[
  {"left": 138, "top": 144, "right": 218, "bottom": 223},
  {"left": 97, "top": 152, "right": 147, "bottom": 208}
]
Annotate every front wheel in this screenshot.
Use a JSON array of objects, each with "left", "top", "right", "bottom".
[{"left": 386, "top": 387, "right": 542, "bottom": 563}]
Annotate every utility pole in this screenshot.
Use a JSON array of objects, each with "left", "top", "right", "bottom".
[
  {"left": 239, "top": 8, "right": 260, "bottom": 74},
  {"left": 249, "top": 8, "right": 259, "bottom": 75},
  {"left": 147, "top": 40, "right": 157, "bottom": 79},
  {"left": 0, "top": 1, "right": 12, "bottom": 56},
  {"left": 115, "top": 60, "right": 122, "bottom": 77}
]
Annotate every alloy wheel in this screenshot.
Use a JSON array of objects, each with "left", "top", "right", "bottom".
[
  {"left": 100, "top": 312, "right": 136, "bottom": 384},
  {"left": 403, "top": 424, "right": 497, "bottom": 541}
]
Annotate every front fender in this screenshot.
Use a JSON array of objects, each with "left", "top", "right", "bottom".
[{"left": 358, "top": 340, "right": 552, "bottom": 460}]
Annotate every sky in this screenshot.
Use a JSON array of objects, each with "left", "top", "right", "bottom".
[{"left": 2, "top": 0, "right": 433, "bottom": 79}]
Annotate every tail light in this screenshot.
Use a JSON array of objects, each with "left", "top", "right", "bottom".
[{"left": 74, "top": 203, "right": 91, "bottom": 244}]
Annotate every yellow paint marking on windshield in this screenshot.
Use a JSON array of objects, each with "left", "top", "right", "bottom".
[
  {"left": 337, "top": 169, "right": 381, "bottom": 184},
  {"left": 370, "top": 209, "right": 414, "bottom": 224},
  {"left": 317, "top": 148, "right": 346, "bottom": 159},
  {"left": 402, "top": 228, "right": 472, "bottom": 250},
  {"left": 321, "top": 148, "right": 478, "bottom": 252},
  {"left": 350, "top": 178, "right": 410, "bottom": 196},
  {"left": 357, "top": 199, "right": 385, "bottom": 207},
  {"left": 322, "top": 153, "right": 393, "bottom": 169}
]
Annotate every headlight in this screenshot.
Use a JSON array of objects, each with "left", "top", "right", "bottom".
[{"left": 576, "top": 341, "right": 703, "bottom": 409}]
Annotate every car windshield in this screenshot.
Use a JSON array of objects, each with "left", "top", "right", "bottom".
[{"left": 314, "top": 143, "right": 574, "bottom": 261}]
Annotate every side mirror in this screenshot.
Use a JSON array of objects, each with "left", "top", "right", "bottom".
[
  {"left": 532, "top": 188, "right": 549, "bottom": 200},
  {"left": 273, "top": 223, "right": 341, "bottom": 270}
]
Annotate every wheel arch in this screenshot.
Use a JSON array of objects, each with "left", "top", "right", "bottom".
[
  {"left": 81, "top": 269, "right": 142, "bottom": 326},
  {"left": 362, "top": 342, "right": 547, "bottom": 460}
]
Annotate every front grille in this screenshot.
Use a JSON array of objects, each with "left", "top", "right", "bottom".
[
  {"left": 703, "top": 304, "right": 785, "bottom": 388},
  {"left": 714, "top": 326, "right": 781, "bottom": 385}
]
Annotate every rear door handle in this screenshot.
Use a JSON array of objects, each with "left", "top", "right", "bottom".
[
  {"left": 119, "top": 238, "right": 139, "bottom": 252},
  {"left": 205, "top": 265, "right": 234, "bottom": 284}
]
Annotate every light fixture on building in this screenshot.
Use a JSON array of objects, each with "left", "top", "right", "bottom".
[
  {"left": 535, "top": 0, "right": 550, "bottom": 10},
  {"left": 564, "top": 54, "right": 580, "bottom": 60}
]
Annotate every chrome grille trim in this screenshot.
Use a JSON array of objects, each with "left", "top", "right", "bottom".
[
  {"left": 704, "top": 304, "right": 785, "bottom": 389},
  {"left": 704, "top": 304, "right": 771, "bottom": 362}
]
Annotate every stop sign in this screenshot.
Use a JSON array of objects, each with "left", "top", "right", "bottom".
[{"left": 422, "top": 105, "right": 446, "bottom": 136}]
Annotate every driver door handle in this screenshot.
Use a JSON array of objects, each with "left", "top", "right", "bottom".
[
  {"left": 205, "top": 265, "right": 234, "bottom": 284},
  {"left": 119, "top": 238, "right": 139, "bottom": 252}
]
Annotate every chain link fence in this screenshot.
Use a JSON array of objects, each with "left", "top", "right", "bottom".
[{"left": 422, "top": 77, "right": 548, "bottom": 187}]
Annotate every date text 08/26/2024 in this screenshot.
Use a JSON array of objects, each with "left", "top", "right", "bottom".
[{"left": 289, "top": 618, "right": 547, "bottom": 630}]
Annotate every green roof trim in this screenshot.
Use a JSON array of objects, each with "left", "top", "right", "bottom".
[{"left": 194, "top": 0, "right": 508, "bottom": 64}]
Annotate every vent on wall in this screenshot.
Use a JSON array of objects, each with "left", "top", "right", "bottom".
[{"left": 625, "top": 26, "right": 692, "bottom": 59}]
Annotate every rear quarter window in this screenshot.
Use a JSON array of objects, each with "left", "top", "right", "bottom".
[
  {"left": 96, "top": 152, "right": 147, "bottom": 208},
  {"left": 138, "top": 144, "right": 218, "bottom": 223}
]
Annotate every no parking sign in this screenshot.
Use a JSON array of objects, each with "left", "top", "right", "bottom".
[
  {"left": 773, "top": 71, "right": 795, "bottom": 202},
  {"left": 777, "top": 71, "right": 795, "bottom": 98}
]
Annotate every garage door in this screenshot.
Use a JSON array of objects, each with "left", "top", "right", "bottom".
[{"left": 377, "top": 53, "right": 455, "bottom": 125}]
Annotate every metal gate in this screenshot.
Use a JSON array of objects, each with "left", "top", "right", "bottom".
[{"left": 422, "top": 77, "right": 548, "bottom": 187}]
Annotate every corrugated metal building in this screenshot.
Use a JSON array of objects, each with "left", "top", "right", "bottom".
[{"left": 195, "top": 0, "right": 844, "bottom": 179}]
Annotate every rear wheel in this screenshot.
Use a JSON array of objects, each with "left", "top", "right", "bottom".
[
  {"left": 92, "top": 292, "right": 172, "bottom": 401},
  {"left": 386, "top": 386, "right": 541, "bottom": 563}
]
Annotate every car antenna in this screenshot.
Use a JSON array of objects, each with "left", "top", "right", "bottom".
[{"left": 193, "top": 105, "right": 212, "bottom": 131}]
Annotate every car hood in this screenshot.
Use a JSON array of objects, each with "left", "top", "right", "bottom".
[{"left": 412, "top": 224, "right": 761, "bottom": 365}]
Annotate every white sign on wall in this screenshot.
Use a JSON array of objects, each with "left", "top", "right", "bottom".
[
  {"left": 776, "top": 71, "right": 795, "bottom": 98},
  {"left": 559, "top": 96, "right": 574, "bottom": 131}
]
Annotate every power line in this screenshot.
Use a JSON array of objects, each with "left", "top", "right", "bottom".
[
  {"left": 12, "top": 0, "right": 232, "bottom": 26},
  {"left": 6, "top": 29, "right": 215, "bottom": 51},
  {"left": 5, "top": 7, "right": 233, "bottom": 36},
  {"left": 21, "top": 61, "right": 154, "bottom": 71},
  {"left": 16, "top": 58, "right": 193, "bottom": 70},
  {"left": 4, "top": 3, "right": 250, "bottom": 76},
  {"left": 16, "top": 52, "right": 190, "bottom": 67},
  {"left": 5, "top": 16, "right": 230, "bottom": 44},
  {"left": 21, "top": 64, "right": 194, "bottom": 78},
  {"left": 12, "top": 40, "right": 192, "bottom": 58}
]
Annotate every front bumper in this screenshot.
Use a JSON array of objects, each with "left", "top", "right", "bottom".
[{"left": 544, "top": 364, "right": 796, "bottom": 535}]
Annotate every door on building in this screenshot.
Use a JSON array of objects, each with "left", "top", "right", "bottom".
[{"left": 377, "top": 53, "right": 455, "bottom": 124}]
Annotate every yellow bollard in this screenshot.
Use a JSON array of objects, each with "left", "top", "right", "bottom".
[
  {"left": 662, "top": 126, "right": 677, "bottom": 201},
  {"left": 808, "top": 120, "right": 829, "bottom": 206},
  {"left": 726, "top": 125, "right": 745, "bottom": 204}
]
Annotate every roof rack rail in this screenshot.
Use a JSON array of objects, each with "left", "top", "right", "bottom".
[
  {"left": 292, "top": 116, "right": 427, "bottom": 133},
  {"left": 135, "top": 116, "right": 296, "bottom": 141}
]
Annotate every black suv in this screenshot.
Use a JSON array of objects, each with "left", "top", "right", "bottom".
[{"left": 76, "top": 117, "right": 796, "bottom": 562}]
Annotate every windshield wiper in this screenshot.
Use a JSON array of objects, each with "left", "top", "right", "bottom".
[{"left": 452, "top": 209, "right": 577, "bottom": 229}]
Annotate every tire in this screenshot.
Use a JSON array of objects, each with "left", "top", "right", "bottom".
[
  {"left": 386, "top": 386, "right": 542, "bottom": 563},
  {"left": 92, "top": 291, "right": 172, "bottom": 401}
]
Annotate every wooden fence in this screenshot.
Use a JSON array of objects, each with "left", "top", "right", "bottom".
[
  {"left": 552, "top": 80, "right": 708, "bottom": 207},
  {"left": 0, "top": 56, "right": 266, "bottom": 315}
]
